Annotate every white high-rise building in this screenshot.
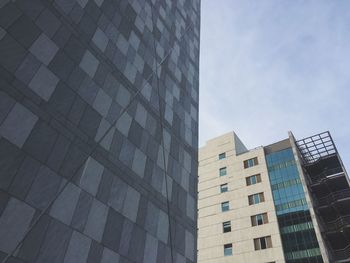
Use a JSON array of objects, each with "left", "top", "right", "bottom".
[{"left": 198, "top": 131, "right": 349, "bottom": 263}]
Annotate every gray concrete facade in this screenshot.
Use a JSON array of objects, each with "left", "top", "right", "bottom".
[{"left": 0, "top": 0, "right": 200, "bottom": 262}]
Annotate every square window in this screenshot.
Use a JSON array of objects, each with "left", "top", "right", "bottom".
[
  {"left": 221, "top": 201, "right": 229, "bottom": 212},
  {"left": 219, "top": 167, "right": 227, "bottom": 176},
  {"left": 224, "top": 243, "right": 232, "bottom": 256},
  {"left": 219, "top": 152, "right": 226, "bottom": 160},
  {"left": 254, "top": 236, "right": 272, "bottom": 250},
  {"left": 248, "top": 193, "right": 265, "bottom": 205},
  {"left": 220, "top": 183, "right": 228, "bottom": 193},
  {"left": 244, "top": 157, "right": 259, "bottom": 169},
  {"left": 248, "top": 174, "right": 262, "bottom": 185},
  {"left": 251, "top": 213, "right": 269, "bottom": 226},
  {"left": 223, "top": 221, "right": 231, "bottom": 233}
]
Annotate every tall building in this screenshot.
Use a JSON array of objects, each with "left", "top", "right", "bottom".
[
  {"left": 0, "top": 0, "right": 200, "bottom": 262},
  {"left": 198, "top": 131, "right": 350, "bottom": 263}
]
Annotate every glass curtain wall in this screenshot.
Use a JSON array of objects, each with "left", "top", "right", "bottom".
[{"left": 266, "top": 148, "right": 323, "bottom": 263}]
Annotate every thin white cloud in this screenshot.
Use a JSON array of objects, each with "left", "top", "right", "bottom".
[{"left": 199, "top": 0, "right": 350, "bottom": 169}]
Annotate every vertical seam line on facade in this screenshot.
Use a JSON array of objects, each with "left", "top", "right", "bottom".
[
  {"left": 150, "top": 2, "right": 174, "bottom": 262},
  {"left": 149, "top": 1, "right": 196, "bottom": 262}
]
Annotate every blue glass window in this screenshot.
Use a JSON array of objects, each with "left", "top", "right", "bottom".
[
  {"left": 220, "top": 183, "right": 228, "bottom": 193},
  {"left": 219, "top": 152, "right": 226, "bottom": 160},
  {"left": 256, "top": 214, "right": 263, "bottom": 224},
  {"left": 251, "top": 176, "right": 257, "bottom": 184},
  {"left": 221, "top": 201, "right": 229, "bottom": 212},
  {"left": 251, "top": 213, "right": 268, "bottom": 226},
  {"left": 219, "top": 167, "right": 227, "bottom": 176},
  {"left": 246, "top": 174, "right": 261, "bottom": 186},
  {"left": 223, "top": 221, "right": 231, "bottom": 233},
  {"left": 244, "top": 157, "right": 258, "bottom": 168},
  {"left": 254, "top": 194, "right": 260, "bottom": 203},
  {"left": 224, "top": 244, "right": 232, "bottom": 256},
  {"left": 248, "top": 193, "right": 264, "bottom": 205},
  {"left": 266, "top": 148, "right": 322, "bottom": 262}
]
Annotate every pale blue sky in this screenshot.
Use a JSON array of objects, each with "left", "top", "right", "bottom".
[{"left": 199, "top": 0, "right": 350, "bottom": 169}]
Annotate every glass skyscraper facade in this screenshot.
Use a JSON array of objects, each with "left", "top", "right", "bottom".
[
  {"left": 266, "top": 148, "right": 323, "bottom": 263},
  {"left": 0, "top": 0, "right": 200, "bottom": 262}
]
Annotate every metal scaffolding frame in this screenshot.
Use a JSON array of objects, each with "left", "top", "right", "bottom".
[{"left": 295, "top": 131, "right": 338, "bottom": 164}]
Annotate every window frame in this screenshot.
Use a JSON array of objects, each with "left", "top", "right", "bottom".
[
  {"left": 219, "top": 167, "right": 227, "bottom": 176},
  {"left": 220, "top": 183, "right": 228, "bottom": 193},
  {"left": 224, "top": 243, "right": 233, "bottom": 256},
  {"left": 219, "top": 152, "right": 226, "bottom": 160},
  {"left": 248, "top": 192, "right": 265, "bottom": 205},
  {"left": 246, "top": 174, "right": 262, "bottom": 186},
  {"left": 254, "top": 236, "right": 272, "bottom": 250},
  {"left": 244, "top": 157, "right": 259, "bottom": 169},
  {"left": 251, "top": 213, "right": 269, "bottom": 226},
  {"left": 221, "top": 201, "right": 230, "bottom": 212},
  {"left": 223, "top": 221, "right": 231, "bottom": 233}
]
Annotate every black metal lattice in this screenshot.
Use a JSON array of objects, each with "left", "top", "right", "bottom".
[{"left": 296, "top": 131, "right": 338, "bottom": 164}]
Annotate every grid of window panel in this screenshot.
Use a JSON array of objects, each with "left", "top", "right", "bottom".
[{"left": 266, "top": 148, "right": 323, "bottom": 263}]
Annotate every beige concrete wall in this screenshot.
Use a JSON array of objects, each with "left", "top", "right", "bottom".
[{"left": 198, "top": 132, "right": 285, "bottom": 263}]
